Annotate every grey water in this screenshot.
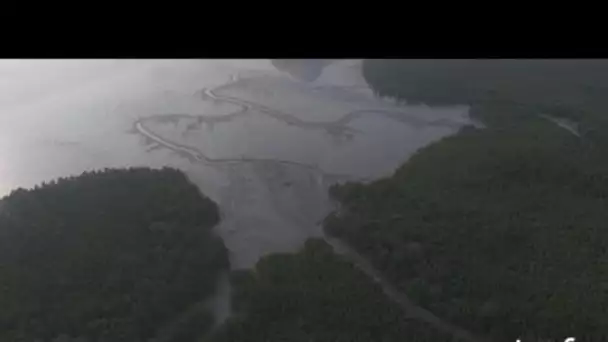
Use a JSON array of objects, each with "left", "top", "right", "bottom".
[{"left": 0, "top": 59, "right": 473, "bottom": 326}]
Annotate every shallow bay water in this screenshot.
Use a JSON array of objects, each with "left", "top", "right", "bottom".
[{"left": 0, "top": 59, "right": 473, "bottom": 325}]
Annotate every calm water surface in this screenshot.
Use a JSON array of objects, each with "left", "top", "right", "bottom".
[{"left": 0, "top": 59, "right": 471, "bottom": 270}]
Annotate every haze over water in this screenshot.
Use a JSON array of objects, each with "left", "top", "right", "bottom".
[{"left": 0, "top": 59, "right": 471, "bottom": 269}]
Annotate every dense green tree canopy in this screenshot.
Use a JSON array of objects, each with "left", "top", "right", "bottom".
[
  {"left": 210, "top": 238, "right": 461, "bottom": 342},
  {"left": 0, "top": 167, "right": 228, "bottom": 342},
  {"left": 321, "top": 59, "right": 608, "bottom": 341}
]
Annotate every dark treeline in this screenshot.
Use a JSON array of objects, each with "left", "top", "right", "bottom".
[
  {"left": 321, "top": 60, "right": 608, "bottom": 341},
  {"left": 363, "top": 59, "right": 608, "bottom": 137},
  {"left": 0, "top": 167, "right": 228, "bottom": 342},
  {"left": 210, "top": 238, "right": 462, "bottom": 342}
]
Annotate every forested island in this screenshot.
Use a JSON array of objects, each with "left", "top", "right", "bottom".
[
  {"left": 321, "top": 59, "right": 608, "bottom": 341},
  {"left": 0, "top": 167, "right": 228, "bottom": 342}
]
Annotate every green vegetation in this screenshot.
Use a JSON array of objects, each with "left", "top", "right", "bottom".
[
  {"left": 210, "top": 238, "right": 461, "bottom": 342},
  {"left": 320, "top": 59, "right": 608, "bottom": 341},
  {"left": 363, "top": 59, "right": 608, "bottom": 139},
  {"left": 0, "top": 167, "right": 228, "bottom": 342}
]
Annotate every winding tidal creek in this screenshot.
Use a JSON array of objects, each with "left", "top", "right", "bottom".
[{"left": 0, "top": 59, "right": 476, "bottom": 337}]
